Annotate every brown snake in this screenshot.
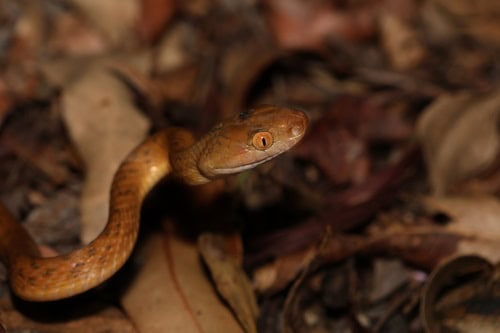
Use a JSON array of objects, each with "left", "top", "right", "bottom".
[{"left": 0, "top": 105, "right": 308, "bottom": 301}]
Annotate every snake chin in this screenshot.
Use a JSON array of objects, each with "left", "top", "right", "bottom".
[{"left": 212, "top": 155, "right": 276, "bottom": 175}]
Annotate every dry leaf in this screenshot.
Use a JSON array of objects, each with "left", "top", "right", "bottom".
[
  {"left": 263, "top": 0, "right": 376, "bottom": 49},
  {"left": 137, "top": 0, "right": 176, "bottom": 43},
  {"left": 62, "top": 64, "right": 150, "bottom": 243},
  {"left": 421, "top": 195, "right": 500, "bottom": 262},
  {"left": 379, "top": 11, "right": 426, "bottom": 70},
  {"left": 253, "top": 246, "right": 317, "bottom": 294},
  {"left": 198, "top": 233, "right": 259, "bottom": 333},
  {"left": 416, "top": 91, "right": 500, "bottom": 195},
  {"left": 364, "top": 195, "right": 500, "bottom": 269},
  {"left": 428, "top": 0, "right": 500, "bottom": 46},
  {"left": 69, "top": 0, "right": 140, "bottom": 45},
  {"left": 0, "top": 297, "right": 136, "bottom": 333},
  {"left": 155, "top": 23, "right": 198, "bottom": 72},
  {"left": 48, "top": 10, "right": 107, "bottom": 55},
  {"left": 421, "top": 255, "right": 500, "bottom": 333},
  {"left": 121, "top": 227, "right": 244, "bottom": 333}
]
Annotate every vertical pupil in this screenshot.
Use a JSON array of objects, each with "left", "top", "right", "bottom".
[{"left": 261, "top": 137, "right": 267, "bottom": 146}]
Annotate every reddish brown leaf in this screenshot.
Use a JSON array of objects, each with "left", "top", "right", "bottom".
[{"left": 137, "top": 0, "right": 176, "bottom": 43}]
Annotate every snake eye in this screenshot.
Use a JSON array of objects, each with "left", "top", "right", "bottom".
[{"left": 252, "top": 131, "right": 273, "bottom": 150}]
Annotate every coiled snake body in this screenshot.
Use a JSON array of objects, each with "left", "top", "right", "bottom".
[{"left": 0, "top": 106, "right": 308, "bottom": 301}]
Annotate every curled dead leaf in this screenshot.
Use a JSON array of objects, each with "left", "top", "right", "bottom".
[
  {"left": 416, "top": 91, "right": 500, "bottom": 195},
  {"left": 421, "top": 255, "right": 499, "bottom": 333}
]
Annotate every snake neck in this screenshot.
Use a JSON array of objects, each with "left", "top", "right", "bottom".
[{"left": 168, "top": 128, "right": 214, "bottom": 185}]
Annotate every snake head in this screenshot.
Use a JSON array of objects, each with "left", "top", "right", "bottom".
[{"left": 199, "top": 105, "right": 308, "bottom": 178}]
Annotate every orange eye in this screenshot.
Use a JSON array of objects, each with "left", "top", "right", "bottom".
[{"left": 252, "top": 131, "right": 273, "bottom": 150}]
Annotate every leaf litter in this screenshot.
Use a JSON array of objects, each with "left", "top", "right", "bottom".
[{"left": 0, "top": 0, "right": 500, "bottom": 332}]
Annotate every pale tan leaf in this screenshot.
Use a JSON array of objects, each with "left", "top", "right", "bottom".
[
  {"left": 121, "top": 228, "right": 244, "bottom": 333},
  {"left": 62, "top": 64, "right": 150, "bottom": 243},
  {"left": 421, "top": 195, "right": 500, "bottom": 263},
  {"left": 198, "top": 233, "right": 259, "bottom": 333},
  {"left": 416, "top": 91, "right": 500, "bottom": 195},
  {"left": 428, "top": 0, "right": 500, "bottom": 46},
  {"left": 68, "top": 0, "right": 140, "bottom": 45},
  {"left": 379, "top": 12, "right": 426, "bottom": 70}
]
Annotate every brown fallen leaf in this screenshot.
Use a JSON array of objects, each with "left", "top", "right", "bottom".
[
  {"left": 47, "top": 8, "right": 108, "bottom": 56},
  {"left": 62, "top": 64, "right": 150, "bottom": 243},
  {"left": 252, "top": 233, "right": 369, "bottom": 295},
  {"left": 137, "top": 0, "right": 176, "bottom": 43},
  {"left": 421, "top": 255, "right": 500, "bottom": 333},
  {"left": 426, "top": 0, "right": 500, "bottom": 46},
  {"left": 421, "top": 195, "right": 500, "bottom": 261},
  {"left": 365, "top": 195, "right": 500, "bottom": 269},
  {"left": 416, "top": 91, "right": 500, "bottom": 195},
  {"left": 121, "top": 226, "right": 244, "bottom": 333},
  {"left": 263, "top": 0, "right": 377, "bottom": 49},
  {"left": 379, "top": 11, "right": 426, "bottom": 70},
  {"left": 0, "top": 297, "right": 136, "bottom": 333},
  {"left": 198, "top": 233, "right": 259, "bottom": 333},
  {"left": 69, "top": 0, "right": 140, "bottom": 45}
]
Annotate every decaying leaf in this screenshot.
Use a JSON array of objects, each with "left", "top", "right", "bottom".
[
  {"left": 263, "top": 0, "right": 377, "bottom": 49},
  {"left": 426, "top": 0, "right": 500, "bottom": 46},
  {"left": 137, "top": 0, "right": 176, "bottom": 43},
  {"left": 363, "top": 195, "right": 500, "bottom": 269},
  {"left": 0, "top": 297, "right": 136, "bottom": 333},
  {"left": 198, "top": 233, "right": 259, "bottom": 333},
  {"left": 121, "top": 226, "right": 244, "bottom": 333},
  {"left": 421, "top": 255, "right": 500, "bottom": 333},
  {"left": 253, "top": 246, "right": 317, "bottom": 294},
  {"left": 420, "top": 195, "right": 500, "bottom": 263},
  {"left": 62, "top": 64, "right": 150, "bottom": 243},
  {"left": 416, "top": 91, "right": 500, "bottom": 195},
  {"left": 69, "top": 0, "right": 140, "bottom": 45},
  {"left": 379, "top": 11, "right": 426, "bottom": 70}
]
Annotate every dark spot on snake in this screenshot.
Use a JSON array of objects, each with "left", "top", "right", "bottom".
[
  {"left": 43, "top": 268, "right": 55, "bottom": 277},
  {"left": 30, "top": 261, "right": 40, "bottom": 269},
  {"left": 87, "top": 247, "right": 97, "bottom": 257},
  {"left": 239, "top": 110, "right": 252, "bottom": 120},
  {"left": 117, "top": 189, "right": 133, "bottom": 196},
  {"left": 74, "top": 261, "right": 85, "bottom": 268}
]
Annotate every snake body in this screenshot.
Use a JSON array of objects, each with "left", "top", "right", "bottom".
[{"left": 0, "top": 105, "right": 307, "bottom": 301}]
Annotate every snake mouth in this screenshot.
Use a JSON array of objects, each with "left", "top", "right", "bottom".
[{"left": 212, "top": 154, "right": 276, "bottom": 175}]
